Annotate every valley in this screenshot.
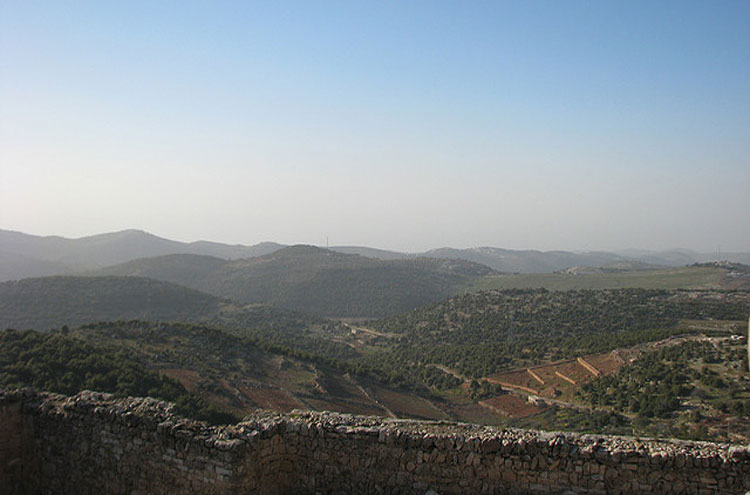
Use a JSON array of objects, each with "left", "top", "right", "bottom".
[{"left": 2, "top": 262, "right": 748, "bottom": 443}]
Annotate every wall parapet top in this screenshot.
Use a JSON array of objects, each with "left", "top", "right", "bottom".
[{"left": 3, "top": 387, "right": 747, "bottom": 462}]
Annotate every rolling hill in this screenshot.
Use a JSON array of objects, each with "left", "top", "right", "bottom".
[
  {"left": 92, "top": 245, "right": 496, "bottom": 317},
  {"left": 367, "top": 288, "right": 750, "bottom": 378},
  {"left": 0, "top": 276, "right": 226, "bottom": 330},
  {"left": 464, "top": 263, "right": 750, "bottom": 292},
  {"left": 4, "top": 228, "right": 750, "bottom": 281},
  {"left": 423, "top": 247, "right": 628, "bottom": 273},
  {"left": 0, "top": 321, "right": 453, "bottom": 423},
  {"left": 0, "top": 229, "right": 284, "bottom": 281},
  {"left": 0, "top": 274, "right": 333, "bottom": 335},
  {"left": 420, "top": 247, "right": 750, "bottom": 273}
]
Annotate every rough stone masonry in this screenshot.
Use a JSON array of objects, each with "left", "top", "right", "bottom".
[{"left": 1, "top": 388, "right": 748, "bottom": 495}]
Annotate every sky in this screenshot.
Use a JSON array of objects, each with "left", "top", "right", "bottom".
[{"left": 1, "top": 1, "right": 749, "bottom": 252}]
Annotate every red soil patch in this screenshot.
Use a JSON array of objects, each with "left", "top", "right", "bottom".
[
  {"left": 485, "top": 352, "right": 628, "bottom": 399},
  {"left": 159, "top": 368, "right": 202, "bottom": 393},
  {"left": 532, "top": 361, "right": 584, "bottom": 386},
  {"left": 552, "top": 361, "right": 590, "bottom": 383},
  {"left": 237, "top": 385, "right": 304, "bottom": 413},
  {"left": 367, "top": 384, "right": 448, "bottom": 421},
  {"left": 316, "top": 373, "right": 363, "bottom": 400},
  {"left": 486, "top": 369, "right": 540, "bottom": 393},
  {"left": 448, "top": 403, "right": 506, "bottom": 426},
  {"left": 304, "top": 397, "right": 385, "bottom": 417},
  {"left": 583, "top": 352, "right": 623, "bottom": 375},
  {"left": 481, "top": 394, "right": 546, "bottom": 418}
]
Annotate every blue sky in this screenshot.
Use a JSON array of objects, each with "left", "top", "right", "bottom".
[{"left": 1, "top": 1, "right": 749, "bottom": 251}]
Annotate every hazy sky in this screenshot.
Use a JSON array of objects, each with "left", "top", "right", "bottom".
[{"left": 1, "top": 1, "right": 749, "bottom": 252}]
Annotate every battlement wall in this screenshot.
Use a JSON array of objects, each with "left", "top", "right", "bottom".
[{"left": 1, "top": 389, "right": 748, "bottom": 495}]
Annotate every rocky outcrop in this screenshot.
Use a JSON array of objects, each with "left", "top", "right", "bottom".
[{"left": 1, "top": 388, "right": 748, "bottom": 494}]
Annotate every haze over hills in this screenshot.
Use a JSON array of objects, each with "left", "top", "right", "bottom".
[
  {"left": 0, "top": 229, "right": 283, "bottom": 281},
  {"left": 92, "top": 245, "right": 494, "bottom": 317},
  {"left": 3, "top": 228, "right": 750, "bottom": 283},
  {"left": 422, "top": 247, "right": 626, "bottom": 273},
  {"left": 340, "top": 245, "right": 750, "bottom": 273}
]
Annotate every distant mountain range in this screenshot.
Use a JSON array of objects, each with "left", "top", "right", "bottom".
[
  {"left": 332, "top": 246, "right": 750, "bottom": 273},
  {"left": 0, "top": 229, "right": 283, "bottom": 281},
  {"left": 2, "top": 228, "right": 749, "bottom": 283}
]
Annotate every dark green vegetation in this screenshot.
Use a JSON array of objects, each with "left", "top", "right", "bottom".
[
  {"left": 578, "top": 338, "right": 750, "bottom": 442},
  {"left": 0, "top": 276, "right": 224, "bottom": 330},
  {"left": 511, "top": 407, "right": 632, "bottom": 437},
  {"left": 0, "top": 328, "right": 236, "bottom": 424},
  {"left": 6, "top": 228, "right": 748, "bottom": 320},
  {"left": 4, "top": 283, "right": 746, "bottom": 402},
  {"left": 368, "top": 289, "right": 750, "bottom": 378},
  {"left": 0, "top": 321, "right": 459, "bottom": 423},
  {"left": 94, "top": 246, "right": 494, "bottom": 317},
  {"left": 93, "top": 249, "right": 750, "bottom": 318},
  {"left": 0, "top": 275, "right": 341, "bottom": 342},
  {"left": 1, "top": 269, "right": 748, "bottom": 442}
]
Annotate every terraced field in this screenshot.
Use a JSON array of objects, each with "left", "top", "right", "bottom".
[{"left": 484, "top": 352, "right": 622, "bottom": 402}]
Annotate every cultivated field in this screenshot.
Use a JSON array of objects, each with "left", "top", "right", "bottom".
[
  {"left": 465, "top": 266, "right": 727, "bottom": 292},
  {"left": 484, "top": 352, "right": 624, "bottom": 402}
]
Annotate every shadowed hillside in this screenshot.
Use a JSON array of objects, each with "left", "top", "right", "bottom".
[
  {"left": 0, "top": 275, "right": 337, "bottom": 344},
  {"left": 93, "top": 246, "right": 495, "bottom": 317},
  {"left": 0, "top": 276, "right": 225, "bottom": 330}
]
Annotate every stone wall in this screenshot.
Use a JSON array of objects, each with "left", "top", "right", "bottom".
[
  {"left": 0, "top": 398, "right": 30, "bottom": 495},
  {"left": 1, "top": 388, "right": 748, "bottom": 495}
]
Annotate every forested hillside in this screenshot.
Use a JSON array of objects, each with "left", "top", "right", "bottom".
[
  {"left": 0, "top": 275, "right": 339, "bottom": 341},
  {"left": 0, "top": 322, "right": 453, "bottom": 424},
  {"left": 94, "top": 246, "right": 495, "bottom": 317},
  {"left": 0, "top": 276, "right": 224, "bottom": 330},
  {"left": 367, "top": 289, "right": 750, "bottom": 377},
  {"left": 2, "top": 286, "right": 748, "bottom": 441},
  {"left": 578, "top": 338, "right": 750, "bottom": 442},
  {"left": 0, "top": 328, "right": 236, "bottom": 424}
]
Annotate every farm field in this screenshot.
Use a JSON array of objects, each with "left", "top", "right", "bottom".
[
  {"left": 443, "top": 402, "right": 506, "bottom": 427},
  {"left": 484, "top": 352, "right": 623, "bottom": 401},
  {"left": 362, "top": 380, "right": 450, "bottom": 421},
  {"left": 299, "top": 370, "right": 389, "bottom": 417},
  {"left": 465, "top": 266, "right": 727, "bottom": 292},
  {"left": 479, "top": 394, "right": 546, "bottom": 418},
  {"left": 236, "top": 384, "right": 305, "bottom": 412}
]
